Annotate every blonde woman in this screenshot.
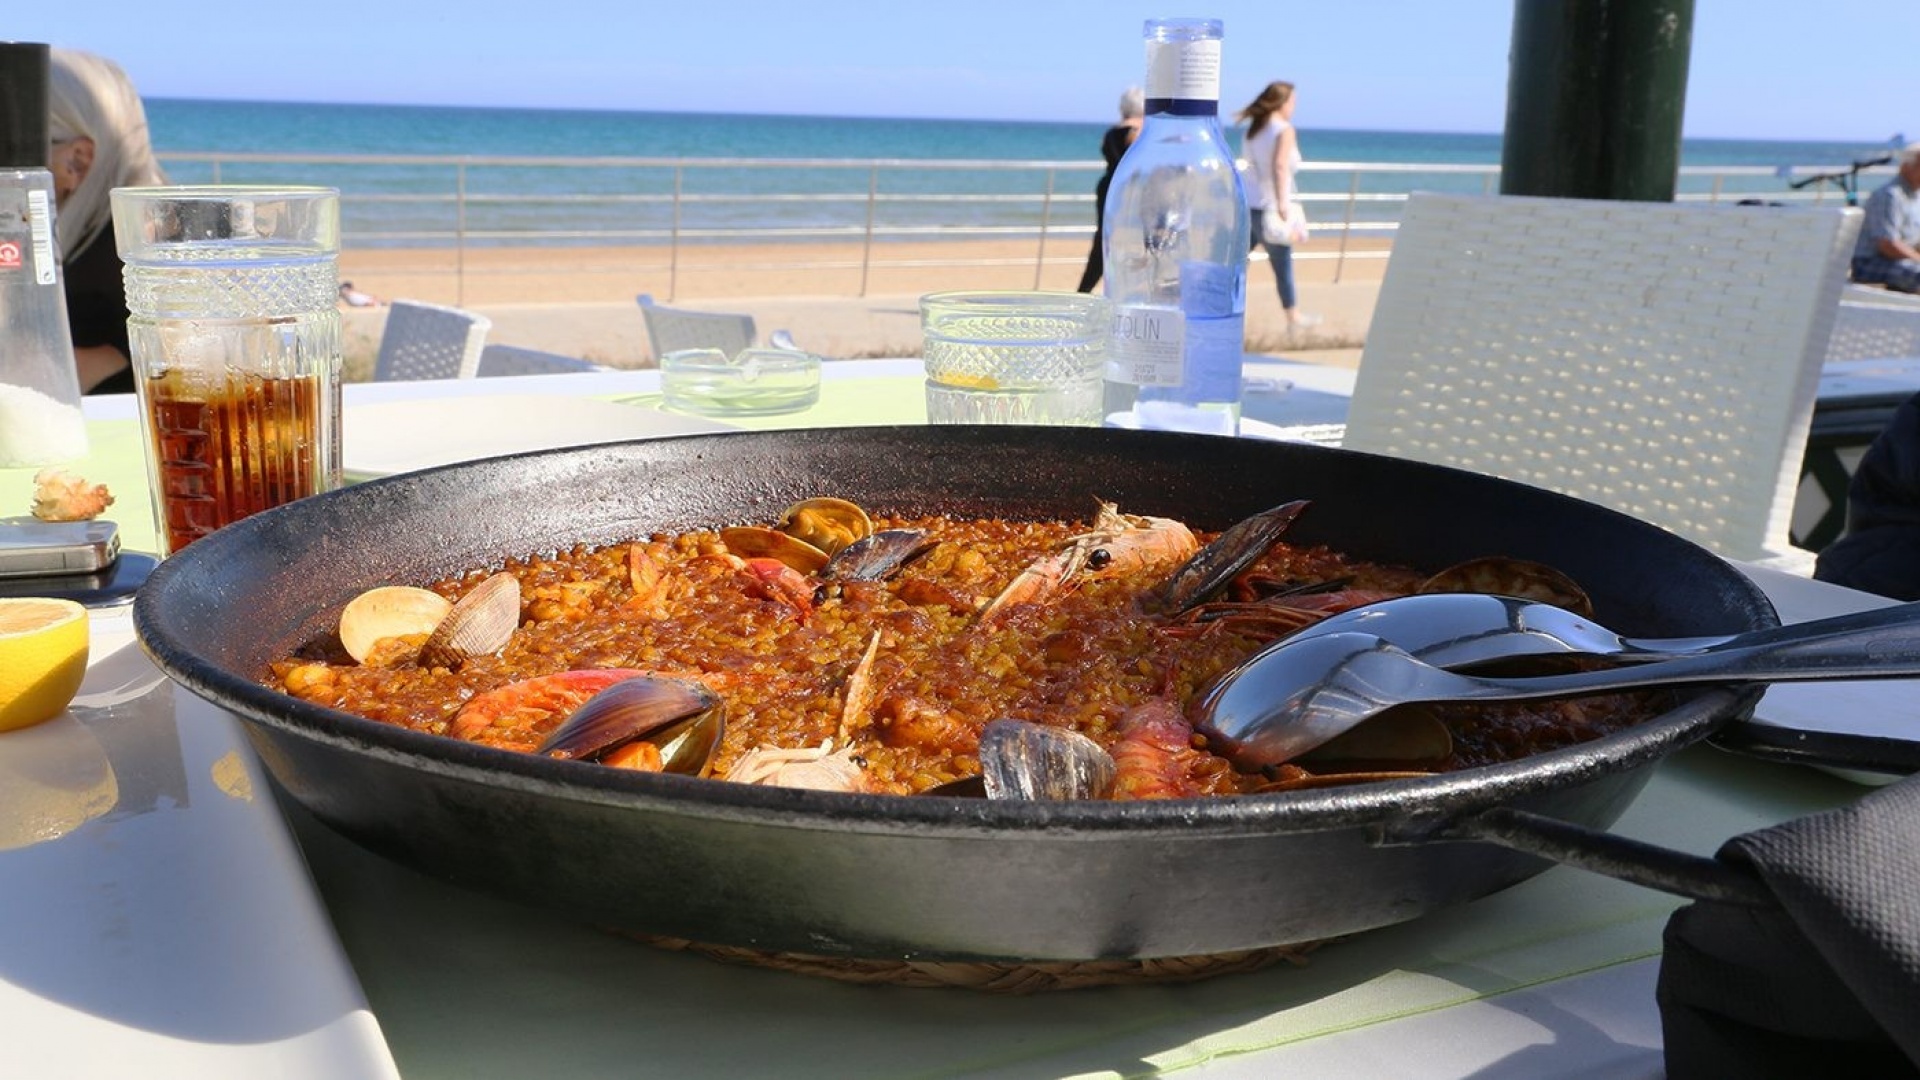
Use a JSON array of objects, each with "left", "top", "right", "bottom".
[
  {"left": 1237, "top": 81, "right": 1316, "bottom": 328},
  {"left": 47, "top": 48, "right": 167, "bottom": 393}
]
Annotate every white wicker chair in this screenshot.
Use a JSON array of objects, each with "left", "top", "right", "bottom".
[
  {"left": 1827, "top": 293, "right": 1920, "bottom": 363},
  {"left": 372, "top": 300, "right": 491, "bottom": 381},
  {"left": 636, "top": 294, "right": 799, "bottom": 360},
  {"left": 1345, "top": 192, "right": 1861, "bottom": 568},
  {"left": 476, "top": 343, "right": 606, "bottom": 377}
]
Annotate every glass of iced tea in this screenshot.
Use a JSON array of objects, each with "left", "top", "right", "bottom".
[{"left": 111, "top": 187, "right": 343, "bottom": 555}]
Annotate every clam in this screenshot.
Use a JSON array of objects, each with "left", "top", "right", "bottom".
[
  {"left": 820, "top": 528, "right": 934, "bottom": 583},
  {"left": 339, "top": 586, "right": 453, "bottom": 663},
  {"left": 534, "top": 676, "right": 724, "bottom": 774},
  {"left": 417, "top": 572, "right": 521, "bottom": 670},
  {"left": 1418, "top": 556, "right": 1594, "bottom": 618},
  {"left": 778, "top": 497, "right": 873, "bottom": 557},
  {"left": 978, "top": 719, "right": 1116, "bottom": 801},
  {"left": 720, "top": 526, "right": 830, "bottom": 574}
]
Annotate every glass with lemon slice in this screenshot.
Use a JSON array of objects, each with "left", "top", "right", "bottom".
[{"left": 920, "top": 291, "right": 1108, "bottom": 425}]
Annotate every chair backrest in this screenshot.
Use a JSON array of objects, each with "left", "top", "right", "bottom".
[
  {"left": 373, "top": 300, "right": 491, "bottom": 381},
  {"left": 1345, "top": 192, "right": 1861, "bottom": 564},
  {"left": 1826, "top": 296, "right": 1920, "bottom": 363},
  {"left": 476, "top": 343, "right": 605, "bottom": 377},
  {"left": 636, "top": 293, "right": 756, "bottom": 359}
]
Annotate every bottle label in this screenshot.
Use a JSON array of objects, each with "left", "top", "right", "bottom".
[
  {"left": 1144, "top": 38, "right": 1221, "bottom": 102},
  {"left": 0, "top": 186, "right": 26, "bottom": 276},
  {"left": 1108, "top": 304, "right": 1186, "bottom": 387},
  {"left": 26, "top": 188, "right": 55, "bottom": 285}
]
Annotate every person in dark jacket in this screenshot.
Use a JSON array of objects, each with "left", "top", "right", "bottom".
[
  {"left": 1815, "top": 390, "right": 1920, "bottom": 599},
  {"left": 1075, "top": 87, "right": 1143, "bottom": 294}
]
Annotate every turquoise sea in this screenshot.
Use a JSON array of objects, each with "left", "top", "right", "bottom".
[{"left": 142, "top": 99, "right": 1903, "bottom": 246}]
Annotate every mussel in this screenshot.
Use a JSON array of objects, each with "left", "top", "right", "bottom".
[
  {"left": 720, "top": 526, "right": 831, "bottom": 574},
  {"left": 779, "top": 497, "right": 873, "bottom": 556},
  {"left": 534, "top": 676, "right": 724, "bottom": 774},
  {"left": 722, "top": 497, "right": 883, "bottom": 573},
  {"left": 820, "top": 528, "right": 934, "bottom": 583},
  {"left": 338, "top": 585, "right": 453, "bottom": 663},
  {"left": 1139, "top": 500, "right": 1310, "bottom": 616},
  {"left": 977, "top": 719, "right": 1116, "bottom": 801},
  {"left": 418, "top": 572, "right": 521, "bottom": 670}
]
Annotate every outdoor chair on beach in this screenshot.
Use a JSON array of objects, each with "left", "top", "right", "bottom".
[
  {"left": 372, "top": 300, "right": 492, "bottom": 381},
  {"left": 637, "top": 294, "right": 799, "bottom": 360},
  {"left": 476, "top": 343, "right": 608, "bottom": 377},
  {"left": 1343, "top": 192, "right": 1861, "bottom": 570}
]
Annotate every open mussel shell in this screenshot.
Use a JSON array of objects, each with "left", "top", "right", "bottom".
[
  {"left": 338, "top": 585, "right": 453, "bottom": 663},
  {"left": 1418, "top": 556, "right": 1594, "bottom": 618},
  {"left": 821, "top": 528, "right": 933, "bottom": 583},
  {"left": 779, "top": 497, "right": 873, "bottom": 557},
  {"left": 721, "top": 526, "right": 830, "bottom": 574},
  {"left": 978, "top": 719, "right": 1116, "bottom": 801},
  {"left": 418, "top": 572, "right": 521, "bottom": 669},
  {"left": 1140, "top": 500, "right": 1309, "bottom": 616},
  {"left": 534, "top": 676, "right": 724, "bottom": 775}
]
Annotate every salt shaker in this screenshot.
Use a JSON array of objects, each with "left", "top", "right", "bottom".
[{"left": 0, "top": 41, "right": 88, "bottom": 468}]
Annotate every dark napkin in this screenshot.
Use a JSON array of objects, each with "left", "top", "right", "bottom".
[{"left": 1658, "top": 773, "right": 1920, "bottom": 1078}]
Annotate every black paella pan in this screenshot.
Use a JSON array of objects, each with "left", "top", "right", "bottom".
[{"left": 135, "top": 425, "right": 1781, "bottom": 962}]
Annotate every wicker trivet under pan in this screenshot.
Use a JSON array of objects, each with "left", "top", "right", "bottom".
[{"left": 638, "top": 936, "right": 1324, "bottom": 993}]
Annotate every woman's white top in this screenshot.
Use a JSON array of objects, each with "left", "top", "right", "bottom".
[{"left": 1244, "top": 117, "right": 1301, "bottom": 210}]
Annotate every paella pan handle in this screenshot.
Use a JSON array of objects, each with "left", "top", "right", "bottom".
[{"left": 1377, "top": 805, "right": 1772, "bottom": 907}]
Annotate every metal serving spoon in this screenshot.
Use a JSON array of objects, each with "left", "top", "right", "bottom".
[
  {"left": 1194, "top": 601, "right": 1920, "bottom": 772},
  {"left": 1278, "top": 592, "right": 1906, "bottom": 670}
]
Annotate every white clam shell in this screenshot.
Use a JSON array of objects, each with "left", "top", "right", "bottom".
[
  {"left": 418, "top": 572, "right": 521, "bottom": 669},
  {"left": 338, "top": 586, "right": 454, "bottom": 664}
]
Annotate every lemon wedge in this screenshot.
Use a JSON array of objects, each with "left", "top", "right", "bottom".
[
  {"left": 0, "top": 598, "right": 90, "bottom": 732},
  {"left": 939, "top": 373, "right": 1002, "bottom": 390}
]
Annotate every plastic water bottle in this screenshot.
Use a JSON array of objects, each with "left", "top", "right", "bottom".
[
  {"left": 1101, "top": 17, "right": 1249, "bottom": 436},
  {"left": 0, "top": 41, "right": 88, "bottom": 467}
]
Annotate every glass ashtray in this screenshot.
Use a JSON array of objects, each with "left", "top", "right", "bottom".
[{"left": 660, "top": 347, "right": 822, "bottom": 416}]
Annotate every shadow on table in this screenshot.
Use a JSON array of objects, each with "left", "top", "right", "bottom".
[
  {"left": 0, "top": 642, "right": 371, "bottom": 1046},
  {"left": 281, "top": 749, "right": 1859, "bottom": 1079}
]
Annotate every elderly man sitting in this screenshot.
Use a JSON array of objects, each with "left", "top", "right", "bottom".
[{"left": 1851, "top": 142, "right": 1920, "bottom": 294}]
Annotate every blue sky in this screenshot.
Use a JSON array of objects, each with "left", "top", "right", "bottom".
[{"left": 11, "top": 1, "right": 1913, "bottom": 142}]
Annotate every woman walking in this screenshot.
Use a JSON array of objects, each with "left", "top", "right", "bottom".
[{"left": 1237, "top": 80, "right": 1317, "bottom": 329}]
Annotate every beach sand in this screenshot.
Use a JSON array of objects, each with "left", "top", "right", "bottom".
[{"left": 337, "top": 235, "right": 1389, "bottom": 381}]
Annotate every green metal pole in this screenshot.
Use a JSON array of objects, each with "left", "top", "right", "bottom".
[{"left": 1500, "top": 0, "right": 1695, "bottom": 202}]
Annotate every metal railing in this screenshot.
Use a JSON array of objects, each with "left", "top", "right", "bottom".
[{"left": 156, "top": 151, "right": 1891, "bottom": 302}]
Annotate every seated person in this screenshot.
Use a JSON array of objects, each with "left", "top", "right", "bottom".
[
  {"left": 48, "top": 48, "right": 168, "bottom": 394},
  {"left": 1815, "top": 390, "right": 1920, "bottom": 600},
  {"left": 1849, "top": 143, "right": 1920, "bottom": 295}
]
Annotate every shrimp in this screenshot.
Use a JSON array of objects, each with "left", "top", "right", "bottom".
[
  {"left": 449, "top": 668, "right": 648, "bottom": 746},
  {"left": 1109, "top": 700, "right": 1233, "bottom": 800},
  {"left": 978, "top": 501, "right": 1198, "bottom": 625}
]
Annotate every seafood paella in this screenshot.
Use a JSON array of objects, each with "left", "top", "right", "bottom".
[{"left": 267, "top": 497, "right": 1665, "bottom": 798}]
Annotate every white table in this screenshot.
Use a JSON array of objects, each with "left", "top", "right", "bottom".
[{"left": 0, "top": 363, "right": 1904, "bottom": 1079}]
